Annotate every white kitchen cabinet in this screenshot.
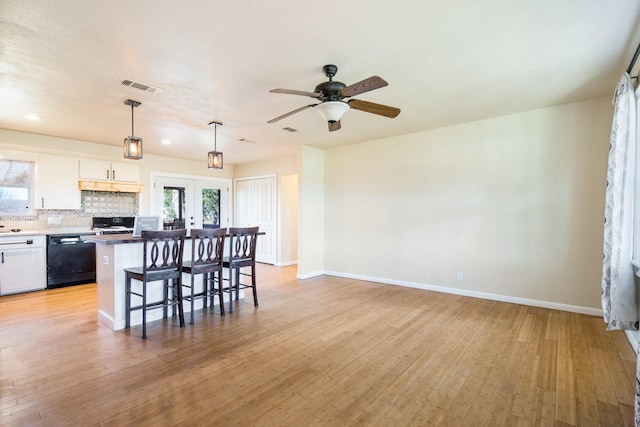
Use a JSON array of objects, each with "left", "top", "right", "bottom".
[
  {"left": 0, "top": 235, "right": 46, "bottom": 295},
  {"left": 79, "top": 159, "right": 140, "bottom": 183},
  {"left": 37, "top": 155, "right": 81, "bottom": 210}
]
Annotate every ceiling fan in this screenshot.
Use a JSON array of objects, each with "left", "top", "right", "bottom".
[{"left": 268, "top": 64, "right": 401, "bottom": 132}]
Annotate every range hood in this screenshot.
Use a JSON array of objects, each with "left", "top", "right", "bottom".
[{"left": 78, "top": 180, "right": 144, "bottom": 193}]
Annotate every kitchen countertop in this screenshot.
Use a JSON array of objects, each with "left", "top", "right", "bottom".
[
  {"left": 0, "top": 227, "right": 96, "bottom": 237},
  {"left": 81, "top": 233, "right": 140, "bottom": 245}
]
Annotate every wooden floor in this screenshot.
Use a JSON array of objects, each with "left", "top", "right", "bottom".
[{"left": 0, "top": 265, "right": 636, "bottom": 426}]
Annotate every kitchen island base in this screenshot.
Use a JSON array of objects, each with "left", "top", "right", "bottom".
[{"left": 89, "top": 234, "right": 243, "bottom": 331}]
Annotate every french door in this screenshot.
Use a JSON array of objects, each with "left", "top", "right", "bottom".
[{"left": 152, "top": 175, "right": 230, "bottom": 230}]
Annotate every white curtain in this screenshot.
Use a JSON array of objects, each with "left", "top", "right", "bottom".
[
  {"left": 601, "top": 72, "right": 640, "bottom": 426},
  {"left": 602, "top": 72, "right": 638, "bottom": 331}
]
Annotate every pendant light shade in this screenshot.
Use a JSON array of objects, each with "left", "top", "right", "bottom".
[
  {"left": 123, "top": 136, "right": 142, "bottom": 159},
  {"left": 123, "top": 99, "right": 143, "bottom": 160},
  {"left": 315, "top": 101, "right": 349, "bottom": 123},
  {"left": 208, "top": 121, "right": 223, "bottom": 169}
]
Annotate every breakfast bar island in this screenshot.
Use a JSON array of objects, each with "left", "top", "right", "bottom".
[{"left": 83, "top": 233, "right": 230, "bottom": 331}]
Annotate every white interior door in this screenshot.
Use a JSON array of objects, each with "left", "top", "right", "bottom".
[
  {"left": 235, "top": 176, "right": 276, "bottom": 264},
  {"left": 235, "top": 179, "right": 255, "bottom": 227}
]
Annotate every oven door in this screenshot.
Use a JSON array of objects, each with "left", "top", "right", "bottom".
[{"left": 46, "top": 235, "right": 96, "bottom": 288}]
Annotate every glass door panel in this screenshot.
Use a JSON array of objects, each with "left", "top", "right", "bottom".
[
  {"left": 163, "top": 186, "right": 186, "bottom": 229},
  {"left": 201, "top": 188, "right": 221, "bottom": 228},
  {"left": 195, "top": 180, "right": 229, "bottom": 229}
]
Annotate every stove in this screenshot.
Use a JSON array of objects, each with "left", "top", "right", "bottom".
[{"left": 92, "top": 216, "right": 135, "bottom": 234}]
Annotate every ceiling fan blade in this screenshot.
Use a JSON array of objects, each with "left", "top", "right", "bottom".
[
  {"left": 267, "top": 104, "right": 318, "bottom": 123},
  {"left": 341, "top": 76, "right": 388, "bottom": 97},
  {"left": 270, "top": 88, "right": 323, "bottom": 98},
  {"left": 328, "top": 120, "right": 341, "bottom": 132},
  {"left": 348, "top": 99, "right": 401, "bottom": 118}
]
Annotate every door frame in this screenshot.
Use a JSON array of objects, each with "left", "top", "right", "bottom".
[{"left": 150, "top": 171, "right": 232, "bottom": 230}]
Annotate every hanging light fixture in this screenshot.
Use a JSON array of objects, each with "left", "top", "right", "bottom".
[
  {"left": 123, "top": 99, "right": 143, "bottom": 160},
  {"left": 207, "top": 121, "right": 223, "bottom": 169}
]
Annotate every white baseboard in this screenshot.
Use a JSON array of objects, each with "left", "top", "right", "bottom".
[
  {"left": 275, "top": 260, "right": 298, "bottom": 267},
  {"left": 318, "top": 270, "right": 603, "bottom": 317},
  {"left": 98, "top": 310, "right": 116, "bottom": 330},
  {"left": 297, "top": 270, "right": 324, "bottom": 280}
]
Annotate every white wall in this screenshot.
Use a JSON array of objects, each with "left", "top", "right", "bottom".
[
  {"left": 233, "top": 154, "right": 297, "bottom": 178},
  {"left": 298, "top": 146, "right": 325, "bottom": 278},
  {"left": 321, "top": 97, "right": 612, "bottom": 311},
  {"left": 280, "top": 174, "right": 298, "bottom": 266}
]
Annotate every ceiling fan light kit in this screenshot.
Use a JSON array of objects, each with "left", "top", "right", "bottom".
[
  {"left": 268, "top": 64, "right": 401, "bottom": 132},
  {"left": 207, "top": 121, "right": 223, "bottom": 169},
  {"left": 123, "top": 99, "right": 143, "bottom": 160},
  {"left": 315, "top": 101, "right": 349, "bottom": 123}
]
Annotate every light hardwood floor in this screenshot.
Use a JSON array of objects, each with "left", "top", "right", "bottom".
[{"left": 0, "top": 265, "right": 636, "bottom": 426}]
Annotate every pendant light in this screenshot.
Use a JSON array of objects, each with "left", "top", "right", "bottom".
[
  {"left": 207, "top": 121, "right": 223, "bottom": 169},
  {"left": 123, "top": 99, "right": 143, "bottom": 160}
]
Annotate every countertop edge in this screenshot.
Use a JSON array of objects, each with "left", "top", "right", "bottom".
[{"left": 82, "top": 234, "right": 141, "bottom": 245}]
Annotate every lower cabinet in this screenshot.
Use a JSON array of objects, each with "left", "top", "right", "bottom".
[{"left": 0, "top": 235, "right": 45, "bottom": 295}]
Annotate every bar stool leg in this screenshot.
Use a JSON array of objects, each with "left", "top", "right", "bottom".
[
  {"left": 202, "top": 273, "right": 209, "bottom": 310},
  {"left": 235, "top": 266, "right": 241, "bottom": 301},
  {"left": 142, "top": 279, "right": 148, "bottom": 340},
  {"left": 251, "top": 264, "right": 258, "bottom": 307},
  {"left": 125, "top": 275, "right": 131, "bottom": 329},
  {"left": 216, "top": 270, "right": 225, "bottom": 316},
  {"left": 228, "top": 267, "right": 234, "bottom": 314},
  {"left": 176, "top": 277, "right": 185, "bottom": 327},
  {"left": 190, "top": 272, "right": 196, "bottom": 325}
]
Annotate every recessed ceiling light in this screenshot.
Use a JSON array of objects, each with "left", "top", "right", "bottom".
[
  {"left": 161, "top": 139, "right": 171, "bottom": 145},
  {"left": 238, "top": 138, "right": 257, "bottom": 144},
  {"left": 24, "top": 114, "right": 41, "bottom": 121}
]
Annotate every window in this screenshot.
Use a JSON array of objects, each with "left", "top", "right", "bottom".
[{"left": 0, "top": 160, "right": 33, "bottom": 214}]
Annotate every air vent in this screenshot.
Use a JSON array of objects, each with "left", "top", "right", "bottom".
[
  {"left": 282, "top": 127, "right": 298, "bottom": 133},
  {"left": 238, "top": 138, "right": 257, "bottom": 144},
  {"left": 120, "top": 78, "right": 162, "bottom": 94}
]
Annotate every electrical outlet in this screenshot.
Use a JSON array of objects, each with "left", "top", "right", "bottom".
[
  {"left": 48, "top": 216, "right": 62, "bottom": 225},
  {"left": 457, "top": 272, "right": 463, "bottom": 281},
  {"left": 103, "top": 256, "right": 109, "bottom": 265}
]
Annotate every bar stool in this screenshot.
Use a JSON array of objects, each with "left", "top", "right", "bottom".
[
  {"left": 181, "top": 228, "right": 226, "bottom": 323},
  {"left": 124, "top": 229, "right": 187, "bottom": 339},
  {"left": 222, "top": 226, "right": 259, "bottom": 314}
]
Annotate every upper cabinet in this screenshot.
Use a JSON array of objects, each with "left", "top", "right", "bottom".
[
  {"left": 79, "top": 159, "right": 140, "bottom": 183},
  {"left": 37, "top": 155, "right": 81, "bottom": 210}
]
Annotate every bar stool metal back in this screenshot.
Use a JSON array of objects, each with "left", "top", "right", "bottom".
[
  {"left": 182, "top": 228, "right": 226, "bottom": 323},
  {"left": 222, "top": 226, "right": 259, "bottom": 314},
  {"left": 124, "top": 229, "right": 187, "bottom": 339}
]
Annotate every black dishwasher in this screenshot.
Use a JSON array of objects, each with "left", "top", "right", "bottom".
[{"left": 46, "top": 234, "right": 96, "bottom": 288}]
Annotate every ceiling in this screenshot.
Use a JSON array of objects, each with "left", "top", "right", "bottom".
[{"left": 1, "top": 1, "right": 639, "bottom": 166}]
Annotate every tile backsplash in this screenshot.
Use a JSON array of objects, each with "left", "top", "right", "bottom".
[
  {"left": 82, "top": 191, "right": 138, "bottom": 216},
  {"left": 0, "top": 191, "right": 139, "bottom": 229}
]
